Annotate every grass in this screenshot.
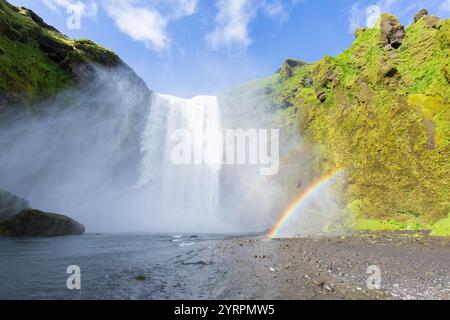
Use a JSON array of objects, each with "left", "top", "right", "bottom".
[
  {"left": 0, "top": 0, "right": 120, "bottom": 106},
  {"left": 430, "top": 214, "right": 450, "bottom": 236}
]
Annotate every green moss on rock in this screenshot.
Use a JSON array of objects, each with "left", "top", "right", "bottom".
[
  {"left": 430, "top": 213, "right": 450, "bottom": 236},
  {"left": 275, "top": 12, "right": 450, "bottom": 229},
  {"left": 0, "top": 0, "right": 121, "bottom": 106}
]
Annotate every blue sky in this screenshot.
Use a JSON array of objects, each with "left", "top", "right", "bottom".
[{"left": 10, "top": 0, "right": 450, "bottom": 97}]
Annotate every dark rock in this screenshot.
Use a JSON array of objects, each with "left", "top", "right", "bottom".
[
  {"left": 1, "top": 209, "right": 85, "bottom": 237},
  {"left": 414, "top": 9, "right": 428, "bottom": 23},
  {"left": 3, "top": 28, "right": 24, "bottom": 42},
  {"left": 134, "top": 275, "right": 146, "bottom": 281},
  {"left": 278, "top": 58, "right": 307, "bottom": 80},
  {"left": 383, "top": 66, "right": 398, "bottom": 78},
  {"left": 284, "top": 58, "right": 306, "bottom": 69},
  {"left": 317, "top": 91, "right": 327, "bottom": 103},
  {"left": 380, "top": 14, "right": 405, "bottom": 49},
  {"left": 0, "top": 189, "right": 29, "bottom": 220},
  {"left": 35, "top": 33, "right": 72, "bottom": 65}
]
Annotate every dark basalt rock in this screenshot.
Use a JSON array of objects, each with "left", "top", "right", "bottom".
[
  {"left": 0, "top": 189, "right": 29, "bottom": 220},
  {"left": 1, "top": 209, "right": 85, "bottom": 237},
  {"left": 36, "top": 33, "right": 72, "bottom": 65},
  {"left": 278, "top": 58, "right": 307, "bottom": 80}
]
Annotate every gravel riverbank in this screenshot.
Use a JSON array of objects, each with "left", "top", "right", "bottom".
[{"left": 211, "top": 231, "right": 450, "bottom": 300}]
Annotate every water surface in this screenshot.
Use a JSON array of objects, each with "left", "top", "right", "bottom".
[{"left": 0, "top": 233, "right": 232, "bottom": 299}]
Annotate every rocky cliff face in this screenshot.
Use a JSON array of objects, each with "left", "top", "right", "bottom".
[
  {"left": 273, "top": 11, "right": 449, "bottom": 230},
  {"left": 0, "top": 0, "right": 149, "bottom": 108}
]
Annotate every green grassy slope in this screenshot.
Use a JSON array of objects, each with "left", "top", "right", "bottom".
[
  {"left": 0, "top": 0, "right": 120, "bottom": 105},
  {"left": 274, "top": 12, "right": 449, "bottom": 234}
]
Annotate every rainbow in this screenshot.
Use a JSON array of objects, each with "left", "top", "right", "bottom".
[
  {"left": 266, "top": 167, "right": 345, "bottom": 239},
  {"left": 236, "top": 143, "right": 309, "bottom": 214}
]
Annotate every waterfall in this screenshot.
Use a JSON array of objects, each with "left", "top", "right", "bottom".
[{"left": 138, "top": 93, "right": 222, "bottom": 231}]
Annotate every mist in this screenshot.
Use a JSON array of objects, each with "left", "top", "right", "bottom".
[{"left": 0, "top": 66, "right": 348, "bottom": 235}]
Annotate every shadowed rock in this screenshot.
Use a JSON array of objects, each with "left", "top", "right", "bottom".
[
  {"left": 414, "top": 9, "right": 428, "bottom": 23},
  {"left": 278, "top": 58, "right": 307, "bottom": 80},
  {"left": 1, "top": 209, "right": 85, "bottom": 237},
  {"left": 380, "top": 14, "right": 405, "bottom": 49}
]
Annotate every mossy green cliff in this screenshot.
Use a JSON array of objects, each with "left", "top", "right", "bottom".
[
  {"left": 273, "top": 11, "right": 449, "bottom": 233},
  {"left": 0, "top": 0, "right": 121, "bottom": 106}
]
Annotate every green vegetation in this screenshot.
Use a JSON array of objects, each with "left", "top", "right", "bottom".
[
  {"left": 430, "top": 214, "right": 450, "bottom": 236},
  {"left": 274, "top": 13, "right": 450, "bottom": 235},
  {"left": 0, "top": 0, "right": 120, "bottom": 106}
]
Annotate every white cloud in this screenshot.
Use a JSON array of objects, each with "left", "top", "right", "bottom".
[
  {"left": 104, "top": 0, "right": 169, "bottom": 52},
  {"left": 206, "top": 0, "right": 253, "bottom": 49},
  {"left": 365, "top": 4, "right": 381, "bottom": 27},
  {"left": 263, "top": 0, "right": 285, "bottom": 18},
  {"left": 349, "top": 0, "right": 396, "bottom": 31},
  {"left": 206, "top": 0, "right": 300, "bottom": 50},
  {"left": 349, "top": 0, "right": 450, "bottom": 32},
  {"left": 170, "top": 0, "right": 199, "bottom": 18},
  {"left": 103, "top": 0, "right": 198, "bottom": 53}
]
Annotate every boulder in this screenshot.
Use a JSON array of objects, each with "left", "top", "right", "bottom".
[
  {"left": 1, "top": 209, "right": 85, "bottom": 237},
  {"left": 414, "top": 9, "right": 428, "bottom": 23},
  {"left": 317, "top": 90, "right": 327, "bottom": 103},
  {"left": 380, "top": 14, "right": 405, "bottom": 49},
  {"left": 0, "top": 189, "right": 29, "bottom": 220}
]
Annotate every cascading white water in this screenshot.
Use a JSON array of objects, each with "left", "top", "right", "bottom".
[{"left": 138, "top": 93, "right": 222, "bottom": 231}]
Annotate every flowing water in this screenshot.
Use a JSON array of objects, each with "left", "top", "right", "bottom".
[
  {"left": 0, "top": 233, "right": 233, "bottom": 299},
  {"left": 138, "top": 94, "right": 223, "bottom": 231}
]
